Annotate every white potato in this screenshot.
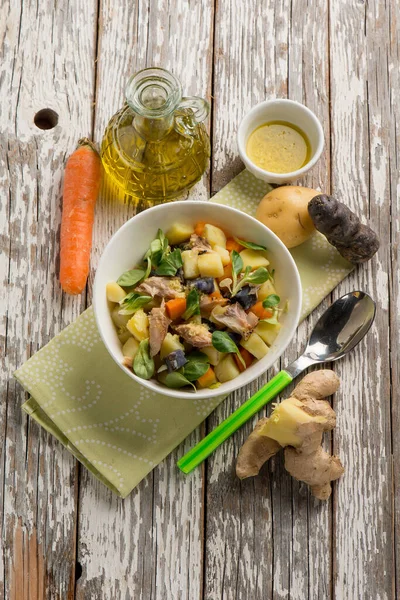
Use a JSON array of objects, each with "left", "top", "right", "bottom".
[
  {"left": 240, "top": 332, "right": 269, "bottom": 359},
  {"left": 166, "top": 223, "right": 194, "bottom": 245},
  {"left": 106, "top": 281, "right": 127, "bottom": 303},
  {"left": 215, "top": 355, "right": 241, "bottom": 383},
  {"left": 122, "top": 337, "right": 140, "bottom": 359},
  {"left": 214, "top": 245, "right": 231, "bottom": 266},
  {"left": 200, "top": 346, "right": 221, "bottom": 366},
  {"left": 118, "top": 328, "right": 132, "bottom": 345},
  {"left": 160, "top": 333, "right": 185, "bottom": 359},
  {"left": 127, "top": 309, "right": 149, "bottom": 341},
  {"left": 239, "top": 249, "right": 270, "bottom": 270},
  {"left": 182, "top": 249, "right": 200, "bottom": 279},
  {"left": 198, "top": 252, "right": 224, "bottom": 278},
  {"left": 111, "top": 306, "right": 130, "bottom": 329},
  {"left": 254, "top": 322, "right": 281, "bottom": 346},
  {"left": 209, "top": 305, "right": 227, "bottom": 326},
  {"left": 203, "top": 224, "right": 227, "bottom": 248},
  {"left": 257, "top": 280, "right": 278, "bottom": 301},
  {"left": 256, "top": 186, "right": 317, "bottom": 248}
]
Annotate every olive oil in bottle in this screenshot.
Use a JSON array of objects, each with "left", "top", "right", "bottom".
[{"left": 101, "top": 68, "right": 210, "bottom": 205}]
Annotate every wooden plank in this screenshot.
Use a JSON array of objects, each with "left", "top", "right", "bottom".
[
  {"left": 206, "top": 1, "right": 283, "bottom": 598},
  {"left": 283, "top": 3, "right": 333, "bottom": 599},
  {"left": 388, "top": 2, "right": 400, "bottom": 596},
  {"left": 75, "top": 1, "right": 214, "bottom": 598},
  {"left": 205, "top": 1, "right": 332, "bottom": 599},
  {"left": 330, "top": 1, "right": 394, "bottom": 598},
  {"left": 0, "top": 0, "right": 98, "bottom": 597}
]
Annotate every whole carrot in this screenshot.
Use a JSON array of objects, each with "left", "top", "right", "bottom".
[{"left": 60, "top": 138, "right": 102, "bottom": 295}]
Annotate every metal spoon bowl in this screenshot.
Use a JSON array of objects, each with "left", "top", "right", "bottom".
[
  {"left": 287, "top": 291, "right": 376, "bottom": 378},
  {"left": 178, "top": 291, "right": 376, "bottom": 474}
]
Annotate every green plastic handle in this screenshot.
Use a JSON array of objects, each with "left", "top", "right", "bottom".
[{"left": 177, "top": 369, "right": 293, "bottom": 474}]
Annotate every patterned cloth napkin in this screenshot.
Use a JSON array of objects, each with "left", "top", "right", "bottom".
[{"left": 14, "top": 170, "right": 353, "bottom": 497}]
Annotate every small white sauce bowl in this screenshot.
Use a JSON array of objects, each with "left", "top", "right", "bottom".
[
  {"left": 237, "top": 99, "right": 325, "bottom": 184},
  {"left": 93, "top": 201, "right": 302, "bottom": 400}
]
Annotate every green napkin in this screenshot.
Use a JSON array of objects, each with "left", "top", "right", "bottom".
[{"left": 14, "top": 170, "right": 353, "bottom": 497}]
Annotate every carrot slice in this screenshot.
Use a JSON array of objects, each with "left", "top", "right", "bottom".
[
  {"left": 234, "top": 347, "right": 254, "bottom": 372},
  {"left": 209, "top": 290, "right": 223, "bottom": 301},
  {"left": 165, "top": 297, "right": 187, "bottom": 320},
  {"left": 194, "top": 221, "right": 207, "bottom": 236},
  {"left": 60, "top": 139, "right": 102, "bottom": 295},
  {"left": 197, "top": 366, "right": 217, "bottom": 388},
  {"left": 226, "top": 238, "right": 243, "bottom": 253},
  {"left": 250, "top": 301, "right": 274, "bottom": 320}
]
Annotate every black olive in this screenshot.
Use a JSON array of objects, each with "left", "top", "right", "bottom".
[
  {"left": 202, "top": 318, "right": 217, "bottom": 333},
  {"left": 227, "top": 331, "right": 242, "bottom": 345},
  {"left": 190, "top": 277, "right": 215, "bottom": 294},
  {"left": 165, "top": 350, "right": 187, "bottom": 372},
  {"left": 231, "top": 285, "right": 258, "bottom": 310}
]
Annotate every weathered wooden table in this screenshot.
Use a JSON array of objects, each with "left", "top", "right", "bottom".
[{"left": 1, "top": 1, "right": 399, "bottom": 598}]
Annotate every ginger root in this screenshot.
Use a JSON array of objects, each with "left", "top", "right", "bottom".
[{"left": 236, "top": 370, "right": 344, "bottom": 500}]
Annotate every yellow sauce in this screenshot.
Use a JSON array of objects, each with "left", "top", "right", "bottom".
[{"left": 246, "top": 121, "right": 311, "bottom": 173}]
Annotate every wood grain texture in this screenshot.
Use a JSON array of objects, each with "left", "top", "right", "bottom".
[
  {"left": 0, "top": 0, "right": 398, "bottom": 598},
  {"left": 75, "top": 1, "right": 214, "bottom": 598},
  {"left": 205, "top": 2, "right": 333, "bottom": 599},
  {"left": 330, "top": 1, "right": 394, "bottom": 598},
  {"left": 0, "top": 0, "right": 97, "bottom": 598},
  {"left": 388, "top": 0, "right": 400, "bottom": 595}
]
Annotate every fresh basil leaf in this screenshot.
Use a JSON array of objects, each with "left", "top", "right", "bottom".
[
  {"left": 156, "top": 248, "right": 183, "bottom": 276},
  {"left": 143, "top": 256, "right": 152, "bottom": 280},
  {"left": 183, "top": 288, "right": 200, "bottom": 320},
  {"left": 119, "top": 292, "right": 152, "bottom": 315},
  {"left": 145, "top": 229, "right": 169, "bottom": 266},
  {"left": 231, "top": 250, "right": 243, "bottom": 277},
  {"left": 212, "top": 331, "right": 246, "bottom": 368},
  {"left": 117, "top": 268, "right": 145, "bottom": 287},
  {"left": 187, "top": 350, "right": 210, "bottom": 363},
  {"left": 234, "top": 237, "right": 267, "bottom": 251},
  {"left": 245, "top": 267, "right": 270, "bottom": 285},
  {"left": 184, "top": 360, "right": 210, "bottom": 382},
  {"left": 164, "top": 372, "right": 196, "bottom": 391},
  {"left": 262, "top": 294, "right": 280, "bottom": 309},
  {"left": 212, "top": 330, "right": 240, "bottom": 354},
  {"left": 133, "top": 339, "right": 155, "bottom": 380}
]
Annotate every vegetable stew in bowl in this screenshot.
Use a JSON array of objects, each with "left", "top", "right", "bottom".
[{"left": 106, "top": 222, "right": 284, "bottom": 392}]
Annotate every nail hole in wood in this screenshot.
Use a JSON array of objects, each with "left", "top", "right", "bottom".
[
  {"left": 34, "top": 108, "right": 59, "bottom": 130},
  {"left": 75, "top": 561, "right": 83, "bottom": 581}
]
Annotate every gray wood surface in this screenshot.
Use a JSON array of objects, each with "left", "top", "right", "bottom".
[{"left": 0, "top": 1, "right": 398, "bottom": 599}]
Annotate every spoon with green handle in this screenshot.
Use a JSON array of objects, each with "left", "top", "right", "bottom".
[{"left": 177, "top": 291, "right": 376, "bottom": 474}]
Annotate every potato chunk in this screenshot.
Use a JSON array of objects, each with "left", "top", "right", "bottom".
[
  {"left": 182, "top": 249, "right": 200, "bottom": 279},
  {"left": 203, "top": 224, "right": 227, "bottom": 249},
  {"left": 111, "top": 306, "right": 130, "bottom": 329},
  {"left": 106, "top": 282, "right": 127, "bottom": 303},
  {"left": 127, "top": 309, "right": 149, "bottom": 341},
  {"left": 257, "top": 279, "right": 277, "bottom": 301},
  {"left": 200, "top": 346, "right": 221, "bottom": 366},
  {"left": 240, "top": 249, "right": 270, "bottom": 270},
  {"left": 160, "top": 333, "right": 185, "bottom": 360},
  {"left": 122, "top": 337, "right": 140, "bottom": 359},
  {"left": 166, "top": 223, "right": 194, "bottom": 245},
  {"left": 240, "top": 332, "right": 269, "bottom": 359},
  {"left": 254, "top": 321, "right": 281, "bottom": 346},
  {"left": 214, "top": 245, "right": 231, "bottom": 266},
  {"left": 215, "top": 355, "right": 241, "bottom": 383},
  {"left": 198, "top": 252, "right": 224, "bottom": 278}
]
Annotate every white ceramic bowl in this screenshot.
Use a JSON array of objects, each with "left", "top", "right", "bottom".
[
  {"left": 93, "top": 201, "right": 302, "bottom": 399},
  {"left": 237, "top": 99, "right": 324, "bottom": 184}
]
